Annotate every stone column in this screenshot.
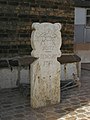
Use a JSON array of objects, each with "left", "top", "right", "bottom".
[{"left": 30, "top": 23, "right": 62, "bottom": 108}]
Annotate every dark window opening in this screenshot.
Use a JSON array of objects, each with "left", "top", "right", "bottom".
[{"left": 86, "top": 9, "right": 90, "bottom": 26}]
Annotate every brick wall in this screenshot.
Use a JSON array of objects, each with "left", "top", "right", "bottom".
[{"left": 0, "top": 0, "right": 74, "bottom": 57}]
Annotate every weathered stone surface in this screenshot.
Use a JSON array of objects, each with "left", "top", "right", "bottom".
[
  {"left": 0, "top": 68, "right": 18, "bottom": 88},
  {"left": 30, "top": 23, "right": 62, "bottom": 108}
]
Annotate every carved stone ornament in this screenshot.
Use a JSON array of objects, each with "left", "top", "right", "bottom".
[{"left": 30, "top": 23, "right": 62, "bottom": 108}]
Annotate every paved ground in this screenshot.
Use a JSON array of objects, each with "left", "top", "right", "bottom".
[{"left": 0, "top": 64, "right": 90, "bottom": 120}]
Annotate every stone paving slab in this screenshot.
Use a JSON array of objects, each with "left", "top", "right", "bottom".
[{"left": 0, "top": 67, "right": 90, "bottom": 120}]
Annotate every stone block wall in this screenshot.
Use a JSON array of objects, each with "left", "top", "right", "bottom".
[{"left": 0, "top": 0, "right": 74, "bottom": 57}]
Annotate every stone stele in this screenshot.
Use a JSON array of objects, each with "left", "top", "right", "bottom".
[{"left": 30, "top": 23, "right": 62, "bottom": 108}]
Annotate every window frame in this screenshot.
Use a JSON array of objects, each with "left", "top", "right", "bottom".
[{"left": 86, "top": 8, "right": 90, "bottom": 27}]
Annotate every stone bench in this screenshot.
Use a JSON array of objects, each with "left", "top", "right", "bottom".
[
  {"left": 0, "top": 56, "right": 36, "bottom": 89},
  {"left": 0, "top": 54, "right": 81, "bottom": 88},
  {"left": 58, "top": 54, "right": 81, "bottom": 81}
]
